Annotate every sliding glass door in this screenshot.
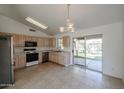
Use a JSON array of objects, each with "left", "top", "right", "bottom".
[
  {"left": 73, "top": 37, "right": 86, "bottom": 66},
  {"left": 85, "top": 37, "right": 102, "bottom": 72},
  {"left": 73, "top": 35, "right": 102, "bottom": 72}
]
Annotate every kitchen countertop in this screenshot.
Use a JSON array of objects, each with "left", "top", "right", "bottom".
[{"left": 14, "top": 50, "right": 70, "bottom": 54}]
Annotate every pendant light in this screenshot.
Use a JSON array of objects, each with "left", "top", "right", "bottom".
[{"left": 60, "top": 4, "right": 74, "bottom": 33}]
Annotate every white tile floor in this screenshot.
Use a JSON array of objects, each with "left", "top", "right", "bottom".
[
  {"left": 74, "top": 57, "right": 102, "bottom": 72},
  {"left": 7, "top": 62, "right": 124, "bottom": 89}
]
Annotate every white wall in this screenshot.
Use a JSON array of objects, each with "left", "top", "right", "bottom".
[
  {"left": 122, "top": 22, "right": 124, "bottom": 82},
  {"left": 0, "top": 15, "right": 50, "bottom": 37},
  {"left": 56, "top": 22, "right": 123, "bottom": 79}
]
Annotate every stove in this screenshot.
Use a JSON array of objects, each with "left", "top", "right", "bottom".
[{"left": 24, "top": 48, "right": 39, "bottom": 67}]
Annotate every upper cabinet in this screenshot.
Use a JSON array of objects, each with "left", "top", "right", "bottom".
[
  {"left": 13, "top": 35, "right": 24, "bottom": 47},
  {"left": 18, "top": 35, "right": 25, "bottom": 47},
  {"left": 63, "top": 36, "right": 70, "bottom": 48},
  {"left": 0, "top": 32, "right": 57, "bottom": 48},
  {"left": 37, "top": 38, "right": 50, "bottom": 48},
  {"left": 49, "top": 38, "right": 56, "bottom": 48},
  {"left": 37, "top": 38, "right": 43, "bottom": 47},
  {"left": 13, "top": 35, "right": 25, "bottom": 47},
  {"left": 13, "top": 35, "right": 18, "bottom": 47},
  {"left": 13, "top": 34, "right": 50, "bottom": 48},
  {"left": 43, "top": 38, "right": 50, "bottom": 48}
]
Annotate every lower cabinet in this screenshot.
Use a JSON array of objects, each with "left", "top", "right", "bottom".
[
  {"left": 49, "top": 52, "right": 70, "bottom": 66},
  {"left": 14, "top": 54, "right": 19, "bottom": 69},
  {"left": 14, "top": 53, "right": 26, "bottom": 70},
  {"left": 39, "top": 52, "right": 42, "bottom": 63},
  {"left": 49, "top": 53, "right": 52, "bottom": 62},
  {"left": 14, "top": 52, "right": 70, "bottom": 70},
  {"left": 58, "top": 55, "right": 65, "bottom": 65}
]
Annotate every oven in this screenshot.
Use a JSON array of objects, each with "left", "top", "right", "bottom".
[{"left": 26, "top": 52, "right": 39, "bottom": 66}]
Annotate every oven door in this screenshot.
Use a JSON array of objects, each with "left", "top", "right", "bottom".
[{"left": 26, "top": 53, "right": 38, "bottom": 63}]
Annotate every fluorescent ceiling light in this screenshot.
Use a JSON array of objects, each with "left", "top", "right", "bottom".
[{"left": 25, "top": 17, "right": 48, "bottom": 30}]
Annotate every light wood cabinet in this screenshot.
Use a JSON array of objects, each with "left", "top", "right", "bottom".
[
  {"left": 43, "top": 38, "right": 49, "bottom": 48},
  {"left": 63, "top": 36, "right": 70, "bottom": 48},
  {"left": 49, "top": 52, "right": 70, "bottom": 66},
  {"left": 31, "top": 37, "right": 37, "bottom": 41},
  {"left": 49, "top": 38, "right": 56, "bottom": 48},
  {"left": 38, "top": 38, "right": 42, "bottom": 47},
  {"left": 18, "top": 35, "right": 25, "bottom": 47},
  {"left": 13, "top": 35, "right": 19, "bottom": 47},
  {"left": 51, "top": 53, "right": 58, "bottom": 63},
  {"left": 13, "top": 35, "right": 25, "bottom": 47},
  {"left": 13, "top": 34, "right": 56, "bottom": 48},
  {"left": 14, "top": 54, "right": 19, "bottom": 69},
  {"left": 40, "top": 38, "right": 44, "bottom": 47},
  {"left": 39, "top": 52, "right": 42, "bottom": 63},
  {"left": 45, "top": 38, "right": 50, "bottom": 48},
  {"left": 18, "top": 54, "right": 26, "bottom": 68},
  {"left": 49, "top": 52, "right": 53, "bottom": 62},
  {"left": 49, "top": 52, "right": 52, "bottom": 61},
  {"left": 37, "top": 38, "right": 50, "bottom": 48},
  {"left": 14, "top": 53, "right": 26, "bottom": 69},
  {"left": 24, "top": 36, "right": 30, "bottom": 41},
  {"left": 58, "top": 54, "right": 65, "bottom": 65}
]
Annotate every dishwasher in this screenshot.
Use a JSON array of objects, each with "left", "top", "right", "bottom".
[{"left": 42, "top": 52, "right": 49, "bottom": 63}]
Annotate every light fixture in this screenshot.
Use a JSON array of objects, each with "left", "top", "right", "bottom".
[
  {"left": 60, "top": 4, "right": 74, "bottom": 33},
  {"left": 25, "top": 17, "right": 48, "bottom": 30}
]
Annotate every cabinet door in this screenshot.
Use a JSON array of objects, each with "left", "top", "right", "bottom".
[
  {"left": 14, "top": 55, "right": 19, "bottom": 69},
  {"left": 46, "top": 38, "right": 49, "bottom": 48},
  {"left": 49, "top": 38, "right": 56, "bottom": 48},
  {"left": 63, "top": 36, "right": 70, "bottom": 48},
  {"left": 18, "top": 54, "right": 26, "bottom": 68},
  {"left": 37, "top": 37, "right": 45, "bottom": 47},
  {"left": 31, "top": 37, "right": 37, "bottom": 42},
  {"left": 43, "top": 38, "right": 47, "bottom": 47},
  {"left": 53, "top": 54, "right": 56, "bottom": 63},
  {"left": 50, "top": 54, "right": 53, "bottom": 62},
  {"left": 39, "top": 52, "right": 42, "bottom": 63},
  {"left": 42, "top": 38, "right": 46, "bottom": 47},
  {"left": 51, "top": 54, "right": 55, "bottom": 62},
  {"left": 40, "top": 38, "right": 44, "bottom": 48},
  {"left": 25, "top": 36, "right": 31, "bottom": 41},
  {"left": 18, "top": 35, "right": 24, "bottom": 47},
  {"left": 13, "top": 35, "right": 19, "bottom": 47},
  {"left": 49, "top": 53, "right": 52, "bottom": 61},
  {"left": 23, "top": 35, "right": 27, "bottom": 42},
  {"left": 52, "top": 38, "right": 56, "bottom": 48},
  {"left": 58, "top": 55, "right": 65, "bottom": 65},
  {"left": 28, "top": 36, "right": 32, "bottom": 41},
  {"left": 13, "top": 35, "right": 16, "bottom": 47},
  {"left": 55, "top": 54, "right": 58, "bottom": 63},
  {"left": 37, "top": 38, "right": 41, "bottom": 47}
]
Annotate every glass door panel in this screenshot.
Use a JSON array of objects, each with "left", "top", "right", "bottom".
[
  {"left": 86, "top": 38, "right": 102, "bottom": 72},
  {"left": 73, "top": 37, "right": 86, "bottom": 66}
]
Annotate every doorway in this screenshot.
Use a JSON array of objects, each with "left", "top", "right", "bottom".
[{"left": 73, "top": 34, "right": 102, "bottom": 72}]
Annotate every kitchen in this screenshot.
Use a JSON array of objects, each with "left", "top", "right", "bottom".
[
  {"left": 0, "top": 32, "right": 71, "bottom": 68},
  {"left": 0, "top": 32, "right": 71, "bottom": 88},
  {"left": 0, "top": 4, "right": 124, "bottom": 89}
]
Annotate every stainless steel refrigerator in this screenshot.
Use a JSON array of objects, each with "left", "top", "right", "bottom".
[{"left": 0, "top": 36, "right": 14, "bottom": 88}]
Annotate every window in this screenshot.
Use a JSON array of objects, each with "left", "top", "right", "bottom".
[{"left": 57, "top": 38, "right": 63, "bottom": 49}]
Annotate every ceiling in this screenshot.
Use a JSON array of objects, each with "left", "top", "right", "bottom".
[{"left": 0, "top": 4, "right": 124, "bottom": 35}]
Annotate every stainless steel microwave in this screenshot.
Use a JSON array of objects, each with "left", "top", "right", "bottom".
[{"left": 25, "top": 41, "right": 37, "bottom": 47}]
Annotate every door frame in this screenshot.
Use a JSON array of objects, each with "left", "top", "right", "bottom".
[
  {"left": 72, "top": 37, "right": 86, "bottom": 67},
  {"left": 72, "top": 34, "right": 103, "bottom": 73}
]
